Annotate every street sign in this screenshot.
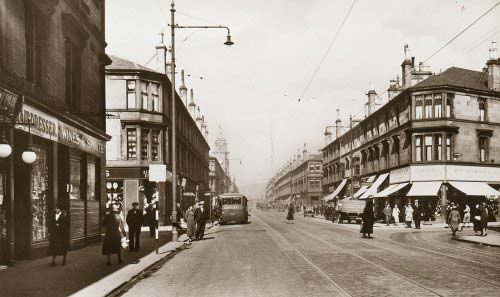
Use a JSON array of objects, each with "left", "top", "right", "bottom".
[{"left": 149, "top": 164, "right": 167, "bottom": 182}]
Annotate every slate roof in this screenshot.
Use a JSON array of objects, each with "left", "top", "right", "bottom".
[
  {"left": 106, "top": 55, "right": 158, "bottom": 73},
  {"left": 412, "top": 67, "right": 489, "bottom": 91}
]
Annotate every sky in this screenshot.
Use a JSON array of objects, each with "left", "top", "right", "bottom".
[{"left": 105, "top": 0, "right": 500, "bottom": 187}]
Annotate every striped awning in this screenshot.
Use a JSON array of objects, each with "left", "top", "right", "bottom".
[
  {"left": 324, "top": 179, "right": 347, "bottom": 202},
  {"left": 374, "top": 183, "right": 409, "bottom": 198}
]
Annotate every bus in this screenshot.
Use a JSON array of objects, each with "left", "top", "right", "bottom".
[{"left": 219, "top": 193, "right": 249, "bottom": 224}]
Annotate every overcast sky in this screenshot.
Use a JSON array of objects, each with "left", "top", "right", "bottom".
[{"left": 106, "top": 0, "right": 500, "bottom": 187}]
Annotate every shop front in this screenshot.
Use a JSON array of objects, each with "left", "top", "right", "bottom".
[{"left": 1, "top": 101, "right": 107, "bottom": 262}]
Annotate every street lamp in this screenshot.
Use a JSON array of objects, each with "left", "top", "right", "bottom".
[{"left": 168, "top": 0, "right": 233, "bottom": 242}]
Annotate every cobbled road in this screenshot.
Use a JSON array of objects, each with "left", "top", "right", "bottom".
[{"left": 122, "top": 210, "right": 500, "bottom": 297}]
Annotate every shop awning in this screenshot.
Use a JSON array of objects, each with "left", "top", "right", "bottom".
[
  {"left": 324, "top": 179, "right": 347, "bottom": 202},
  {"left": 374, "top": 183, "right": 409, "bottom": 198},
  {"left": 449, "top": 181, "right": 500, "bottom": 196},
  {"left": 406, "top": 181, "right": 442, "bottom": 197},
  {"left": 353, "top": 185, "right": 368, "bottom": 199},
  {"left": 366, "top": 175, "right": 376, "bottom": 183},
  {"left": 360, "top": 173, "right": 389, "bottom": 199}
]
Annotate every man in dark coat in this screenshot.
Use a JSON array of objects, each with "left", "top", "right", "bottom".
[
  {"left": 413, "top": 200, "right": 423, "bottom": 229},
  {"left": 195, "top": 202, "right": 208, "bottom": 240},
  {"left": 126, "top": 202, "right": 144, "bottom": 252},
  {"left": 145, "top": 204, "right": 156, "bottom": 237},
  {"left": 360, "top": 199, "right": 375, "bottom": 238},
  {"left": 48, "top": 206, "right": 69, "bottom": 266}
]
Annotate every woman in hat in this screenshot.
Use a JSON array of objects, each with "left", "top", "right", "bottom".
[
  {"left": 286, "top": 202, "right": 295, "bottom": 223},
  {"left": 48, "top": 205, "right": 69, "bottom": 266},
  {"left": 185, "top": 205, "right": 196, "bottom": 242},
  {"left": 102, "top": 203, "right": 127, "bottom": 265},
  {"left": 448, "top": 204, "right": 461, "bottom": 237},
  {"left": 360, "top": 199, "right": 375, "bottom": 238}
]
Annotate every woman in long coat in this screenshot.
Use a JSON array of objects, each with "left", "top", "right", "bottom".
[
  {"left": 286, "top": 203, "right": 295, "bottom": 223},
  {"left": 102, "top": 204, "right": 126, "bottom": 265},
  {"left": 405, "top": 204, "right": 413, "bottom": 228},
  {"left": 392, "top": 205, "right": 400, "bottom": 225},
  {"left": 360, "top": 200, "right": 375, "bottom": 238},
  {"left": 185, "top": 205, "right": 195, "bottom": 242},
  {"left": 448, "top": 205, "right": 461, "bottom": 237},
  {"left": 48, "top": 206, "right": 69, "bottom": 266},
  {"left": 480, "top": 202, "right": 489, "bottom": 236}
]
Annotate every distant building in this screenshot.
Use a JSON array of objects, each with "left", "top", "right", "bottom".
[{"left": 208, "top": 156, "right": 229, "bottom": 196}]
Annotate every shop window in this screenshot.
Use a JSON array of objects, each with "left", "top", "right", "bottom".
[
  {"left": 479, "top": 136, "right": 489, "bottom": 162},
  {"left": 127, "top": 128, "right": 137, "bottom": 159},
  {"left": 141, "top": 81, "right": 148, "bottom": 110},
  {"left": 152, "top": 130, "right": 160, "bottom": 161},
  {"left": 479, "top": 99, "right": 487, "bottom": 122},
  {"left": 69, "top": 157, "right": 81, "bottom": 200},
  {"left": 415, "top": 135, "right": 423, "bottom": 162},
  {"left": 415, "top": 96, "right": 423, "bottom": 119},
  {"left": 25, "top": 4, "right": 43, "bottom": 85},
  {"left": 446, "top": 135, "right": 452, "bottom": 161},
  {"left": 434, "top": 95, "right": 442, "bottom": 118},
  {"left": 141, "top": 129, "right": 150, "bottom": 160},
  {"left": 434, "top": 135, "right": 442, "bottom": 161},
  {"left": 87, "top": 162, "right": 97, "bottom": 200},
  {"left": 31, "top": 145, "right": 49, "bottom": 242},
  {"left": 127, "top": 80, "right": 136, "bottom": 108},
  {"left": 106, "top": 181, "right": 124, "bottom": 212},
  {"left": 424, "top": 95, "right": 433, "bottom": 118},
  {"left": 425, "top": 135, "right": 433, "bottom": 161}
]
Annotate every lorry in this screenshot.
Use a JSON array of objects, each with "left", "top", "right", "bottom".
[{"left": 338, "top": 199, "right": 366, "bottom": 224}]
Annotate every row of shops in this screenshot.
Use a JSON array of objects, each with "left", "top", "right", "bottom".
[{"left": 324, "top": 164, "right": 500, "bottom": 222}]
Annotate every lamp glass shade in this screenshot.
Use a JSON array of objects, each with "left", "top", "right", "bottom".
[
  {"left": 22, "top": 150, "right": 37, "bottom": 164},
  {"left": 0, "top": 143, "right": 12, "bottom": 158},
  {"left": 224, "top": 35, "right": 234, "bottom": 46}
]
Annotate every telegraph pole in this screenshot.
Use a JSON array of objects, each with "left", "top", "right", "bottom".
[{"left": 170, "top": 1, "right": 178, "bottom": 242}]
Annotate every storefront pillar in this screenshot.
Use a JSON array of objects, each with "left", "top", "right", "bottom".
[
  {"left": 440, "top": 184, "right": 448, "bottom": 223},
  {"left": 7, "top": 127, "right": 15, "bottom": 266}
]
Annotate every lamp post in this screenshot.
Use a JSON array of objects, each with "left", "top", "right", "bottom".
[{"left": 168, "top": 1, "right": 233, "bottom": 242}]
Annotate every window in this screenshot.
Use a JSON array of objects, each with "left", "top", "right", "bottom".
[
  {"left": 434, "top": 135, "right": 442, "bottom": 161},
  {"left": 446, "top": 135, "right": 452, "bottom": 161},
  {"left": 479, "top": 99, "right": 486, "bottom": 122},
  {"left": 152, "top": 83, "right": 160, "bottom": 112},
  {"left": 141, "top": 129, "right": 149, "bottom": 160},
  {"left": 415, "top": 135, "right": 423, "bottom": 162},
  {"left": 425, "top": 136, "right": 433, "bottom": 161},
  {"left": 446, "top": 94, "right": 453, "bottom": 117},
  {"left": 316, "top": 164, "right": 321, "bottom": 171},
  {"left": 415, "top": 96, "right": 423, "bottom": 119},
  {"left": 87, "top": 162, "right": 97, "bottom": 200},
  {"left": 127, "top": 128, "right": 137, "bottom": 159},
  {"left": 141, "top": 81, "right": 148, "bottom": 110},
  {"left": 434, "top": 95, "right": 442, "bottom": 118},
  {"left": 31, "top": 145, "right": 49, "bottom": 242},
  {"left": 479, "top": 136, "right": 488, "bottom": 162},
  {"left": 127, "top": 80, "right": 136, "bottom": 108},
  {"left": 425, "top": 95, "right": 433, "bottom": 118},
  {"left": 309, "top": 164, "right": 315, "bottom": 172},
  {"left": 65, "top": 42, "right": 82, "bottom": 112},
  {"left": 151, "top": 130, "right": 160, "bottom": 161},
  {"left": 25, "top": 4, "right": 43, "bottom": 85}
]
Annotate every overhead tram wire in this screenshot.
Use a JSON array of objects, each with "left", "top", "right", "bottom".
[
  {"left": 375, "top": 1, "right": 500, "bottom": 101},
  {"left": 297, "top": 0, "right": 357, "bottom": 102}
]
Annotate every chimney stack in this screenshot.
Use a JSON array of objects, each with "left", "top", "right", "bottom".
[
  {"left": 155, "top": 34, "right": 167, "bottom": 75},
  {"left": 401, "top": 43, "right": 413, "bottom": 89},
  {"left": 302, "top": 142, "right": 308, "bottom": 161},
  {"left": 387, "top": 77, "right": 401, "bottom": 101},
  {"left": 487, "top": 41, "right": 500, "bottom": 91},
  {"left": 188, "top": 89, "right": 196, "bottom": 118},
  {"left": 201, "top": 115, "right": 207, "bottom": 136},
  {"left": 196, "top": 107, "right": 203, "bottom": 129},
  {"left": 412, "top": 61, "right": 432, "bottom": 85},
  {"left": 324, "top": 128, "right": 332, "bottom": 145},
  {"left": 366, "top": 83, "right": 378, "bottom": 116},
  {"left": 335, "top": 109, "right": 341, "bottom": 139},
  {"left": 179, "top": 70, "right": 188, "bottom": 106}
]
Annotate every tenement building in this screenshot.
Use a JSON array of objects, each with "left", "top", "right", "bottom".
[
  {"left": 105, "top": 51, "right": 210, "bottom": 224},
  {"left": 0, "top": 0, "right": 109, "bottom": 264},
  {"left": 322, "top": 44, "right": 500, "bottom": 221}
]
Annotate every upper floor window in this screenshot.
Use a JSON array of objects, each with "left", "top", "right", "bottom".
[
  {"left": 479, "top": 99, "right": 487, "bottom": 122},
  {"left": 424, "top": 95, "right": 433, "bottom": 118},
  {"left": 415, "top": 96, "right": 423, "bottom": 120},
  {"left": 434, "top": 95, "right": 442, "bottom": 118},
  {"left": 25, "top": 4, "right": 43, "bottom": 85},
  {"left": 127, "top": 128, "right": 137, "bottom": 159},
  {"left": 151, "top": 130, "right": 160, "bottom": 161},
  {"left": 127, "top": 80, "right": 136, "bottom": 108},
  {"left": 479, "top": 136, "right": 489, "bottom": 162},
  {"left": 446, "top": 135, "right": 452, "bottom": 161},
  {"left": 65, "top": 42, "right": 82, "bottom": 113},
  {"left": 425, "top": 135, "right": 433, "bottom": 161},
  {"left": 141, "top": 82, "right": 148, "bottom": 110},
  {"left": 141, "top": 129, "right": 149, "bottom": 160},
  {"left": 316, "top": 164, "right": 321, "bottom": 171},
  {"left": 434, "top": 135, "right": 442, "bottom": 161},
  {"left": 152, "top": 83, "right": 160, "bottom": 112},
  {"left": 415, "top": 135, "right": 423, "bottom": 162},
  {"left": 446, "top": 94, "right": 453, "bottom": 117}
]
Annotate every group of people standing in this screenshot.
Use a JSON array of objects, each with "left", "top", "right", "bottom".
[
  {"left": 382, "top": 201, "right": 424, "bottom": 229},
  {"left": 184, "top": 201, "right": 209, "bottom": 242}
]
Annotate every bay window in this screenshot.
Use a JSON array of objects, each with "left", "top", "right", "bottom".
[
  {"left": 127, "top": 128, "right": 137, "bottom": 159},
  {"left": 434, "top": 95, "right": 442, "bottom": 118},
  {"left": 434, "top": 135, "right": 442, "bottom": 161},
  {"left": 446, "top": 135, "right": 452, "bottom": 161},
  {"left": 415, "top": 96, "right": 423, "bottom": 119},
  {"left": 424, "top": 95, "right": 433, "bottom": 118},
  {"left": 425, "top": 135, "right": 433, "bottom": 161},
  {"left": 141, "top": 129, "right": 149, "bottom": 160},
  {"left": 152, "top": 130, "right": 160, "bottom": 161},
  {"left": 127, "top": 80, "right": 136, "bottom": 108},
  {"left": 415, "top": 136, "right": 423, "bottom": 162}
]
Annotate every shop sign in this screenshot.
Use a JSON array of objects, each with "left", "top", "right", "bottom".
[
  {"left": 149, "top": 164, "right": 167, "bottom": 182},
  {"left": 411, "top": 165, "right": 446, "bottom": 181},
  {"left": 16, "top": 105, "right": 58, "bottom": 140},
  {"left": 58, "top": 121, "right": 105, "bottom": 156},
  {"left": 0, "top": 87, "right": 20, "bottom": 123},
  {"left": 446, "top": 165, "right": 500, "bottom": 182},
  {"left": 390, "top": 167, "right": 410, "bottom": 184}
]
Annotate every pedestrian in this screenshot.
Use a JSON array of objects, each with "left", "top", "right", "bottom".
[
  {"left": 360, "top": 200, "right": 375, "bottom": 238},
  {"left": 175, "top": 202, "right": 182, "bottom": 229},
  {"left": 185, "top": 205, "right": 195, "bottom": 242},
  {"left": 195, "top": 201, "right": 208, "bottom": 240},
  {"left": 461, "top": 204, "right": 471, "bottom": 231},
  {"left": 102, "top": 204, "right": 127, "bottom": 265},
  {"left": 413, "top": 200, "right": 422, "bottom": 229},
  {"left": 383, "top": 203, "right": 392, "bottom": 226},
  {"left": 448, "top": 205, "right": 461, "bottom": 237},
  {"left": 480, "top": 202, "right": 489, "bottom": 236},
  {"left": 286, "top": 202, "right": 295, "bottom": 223},
  {"left": 126, "top": 202, "right": 143, "bottom": 252},
  {"left": 473, "top": 204, "right": 482, "bottom": 236},
  {"left": 392, "top": 204, "right": 400, "bottom": 225},
  {"left": 48, "top": 205, "right": 69, "bottom": 266},
  {"left": 145, "top": 204, "right": 156, "bottom": 237},
  {"left": 405, "top": 203, "right": 413, "bottom": 228}
]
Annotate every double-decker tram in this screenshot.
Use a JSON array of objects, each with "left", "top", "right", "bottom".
[{"left": 219, "top": 193, "right": 249, "bottom": 224}]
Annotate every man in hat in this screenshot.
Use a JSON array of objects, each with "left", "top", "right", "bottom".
[
  {"left": 413, "top": 200, "right": 423, "bottom": 229},
  {"left": 126, "top": 202, "right": 144, "bottom": 252},
  {"left": 195, "top": 201, "right": 208, "bottom": 240}
]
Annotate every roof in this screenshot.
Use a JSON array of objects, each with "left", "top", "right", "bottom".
[
  {"left": 106, "top": 55, "right": 158, "bottom": 73},
  {"left": 412, "top": 67, "right": 489, "bottom": 91}
]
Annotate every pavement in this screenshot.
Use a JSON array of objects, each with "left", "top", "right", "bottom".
[{"left": 116, "top": 210, "right": 500, "bottom": 297}]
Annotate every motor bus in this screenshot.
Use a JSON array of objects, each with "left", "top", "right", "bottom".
[{"left": 219, "top": 193, "right": 249, "bottom": 224}]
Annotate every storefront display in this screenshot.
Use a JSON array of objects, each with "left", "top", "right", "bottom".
[{"left": 31, "top": 145, "right": 49, "bottom": 242}]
